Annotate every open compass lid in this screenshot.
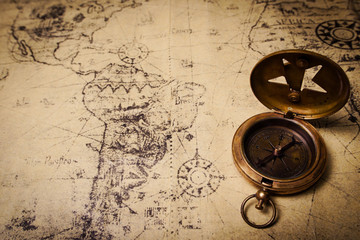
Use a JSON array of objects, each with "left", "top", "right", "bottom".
[{"left": 250, "top": 49, "right": 350, "bottom": 119}]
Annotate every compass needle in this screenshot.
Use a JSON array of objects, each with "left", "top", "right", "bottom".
[{"left": 256, "top": 154, "right": 275, "bottom": 167}]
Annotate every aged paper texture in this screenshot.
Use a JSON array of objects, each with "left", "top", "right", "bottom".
[{"left": 0, "top": 0, "right": 359, "bottom": 239}]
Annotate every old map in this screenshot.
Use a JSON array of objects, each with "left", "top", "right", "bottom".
[{"left": 0, "top": 0, "right": 359, "bottom": 239}]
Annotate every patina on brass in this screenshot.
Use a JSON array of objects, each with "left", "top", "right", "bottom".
[
  {"left": 240, "top": 189, "right": 276, "bottom": 229},
  {"left": 255, "top": 189, "right": 270, "bottom": 210},
  {"left": 233, "top": 112, "right": 326, "bottom": 194},
  {"left": 233, "top": 49, "right": 350, "bottom": 228},
  {"left": 251, "top": 49, "right": 350, "bottom": 119}
]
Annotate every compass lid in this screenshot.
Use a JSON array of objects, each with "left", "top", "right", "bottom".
[{"left": 250, "top": 49, "right": 350, "bottom": 120}]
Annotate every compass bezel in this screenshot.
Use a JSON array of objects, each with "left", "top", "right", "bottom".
[{"left": 232, "top": 112, "right": 326, "bottom": 194}]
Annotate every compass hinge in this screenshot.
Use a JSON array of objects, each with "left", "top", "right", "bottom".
[
  {"left": 261, "top": 177, "right": 273, "bottom": 188},
  {"left": 285, "top": 111, "right": 295, "bottom": 119}
]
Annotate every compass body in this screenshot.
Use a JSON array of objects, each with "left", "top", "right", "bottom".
[
  {"left": 233, "top": 112, "right": 326, "bottom": 194},
  {"left": 232, "top": 50, "right": 350, "bottom": 228}
]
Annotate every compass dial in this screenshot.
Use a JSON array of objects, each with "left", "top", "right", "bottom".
[
  {"left": 245, "top": 126, "right": 311, "bottom": 180},
  {"left": 232, "top": 112, "right": 326, "bottom": 194}
]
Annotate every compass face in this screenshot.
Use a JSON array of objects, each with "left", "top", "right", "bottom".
[
  {"left": 244, "top": 126, "right": 311, "bottom": 180},
  {"left": 232, "top": 112, "right": 327, "bottom": 194}
]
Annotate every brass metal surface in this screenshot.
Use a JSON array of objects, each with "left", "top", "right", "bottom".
[
  {"left": 232, "top": 112, "right": 327, "bottom": 195},
  {"left": 240, "top": 189, "right": 277, "bottom": 229},
  {"left": 251, "top": 49, "right": 350, "bottom": 119},
  {"left": 255, "top": 189, "right": 270, "bottom": 210},
  {"left": 233, "top": 50, "right": 351, "bottom": 229}
]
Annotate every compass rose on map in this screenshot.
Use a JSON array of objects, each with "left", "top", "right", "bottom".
[
  {"left": 118, "top": 42, "right": 149, "bottom": 64},
  {"left": 316, "top": 20, "right": 360, "bottom": 50},
  {"left": 177, "top": 152, "right": 224, "bottom": 198}
]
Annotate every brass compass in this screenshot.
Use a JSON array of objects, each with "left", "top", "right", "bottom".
[{"left": 232, "top": 49, "right": 350, "bottom": 228}]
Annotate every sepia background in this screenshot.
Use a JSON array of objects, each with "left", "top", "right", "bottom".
[{"left": 0, "top": 0, "right": 359, "bottom": 239}]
